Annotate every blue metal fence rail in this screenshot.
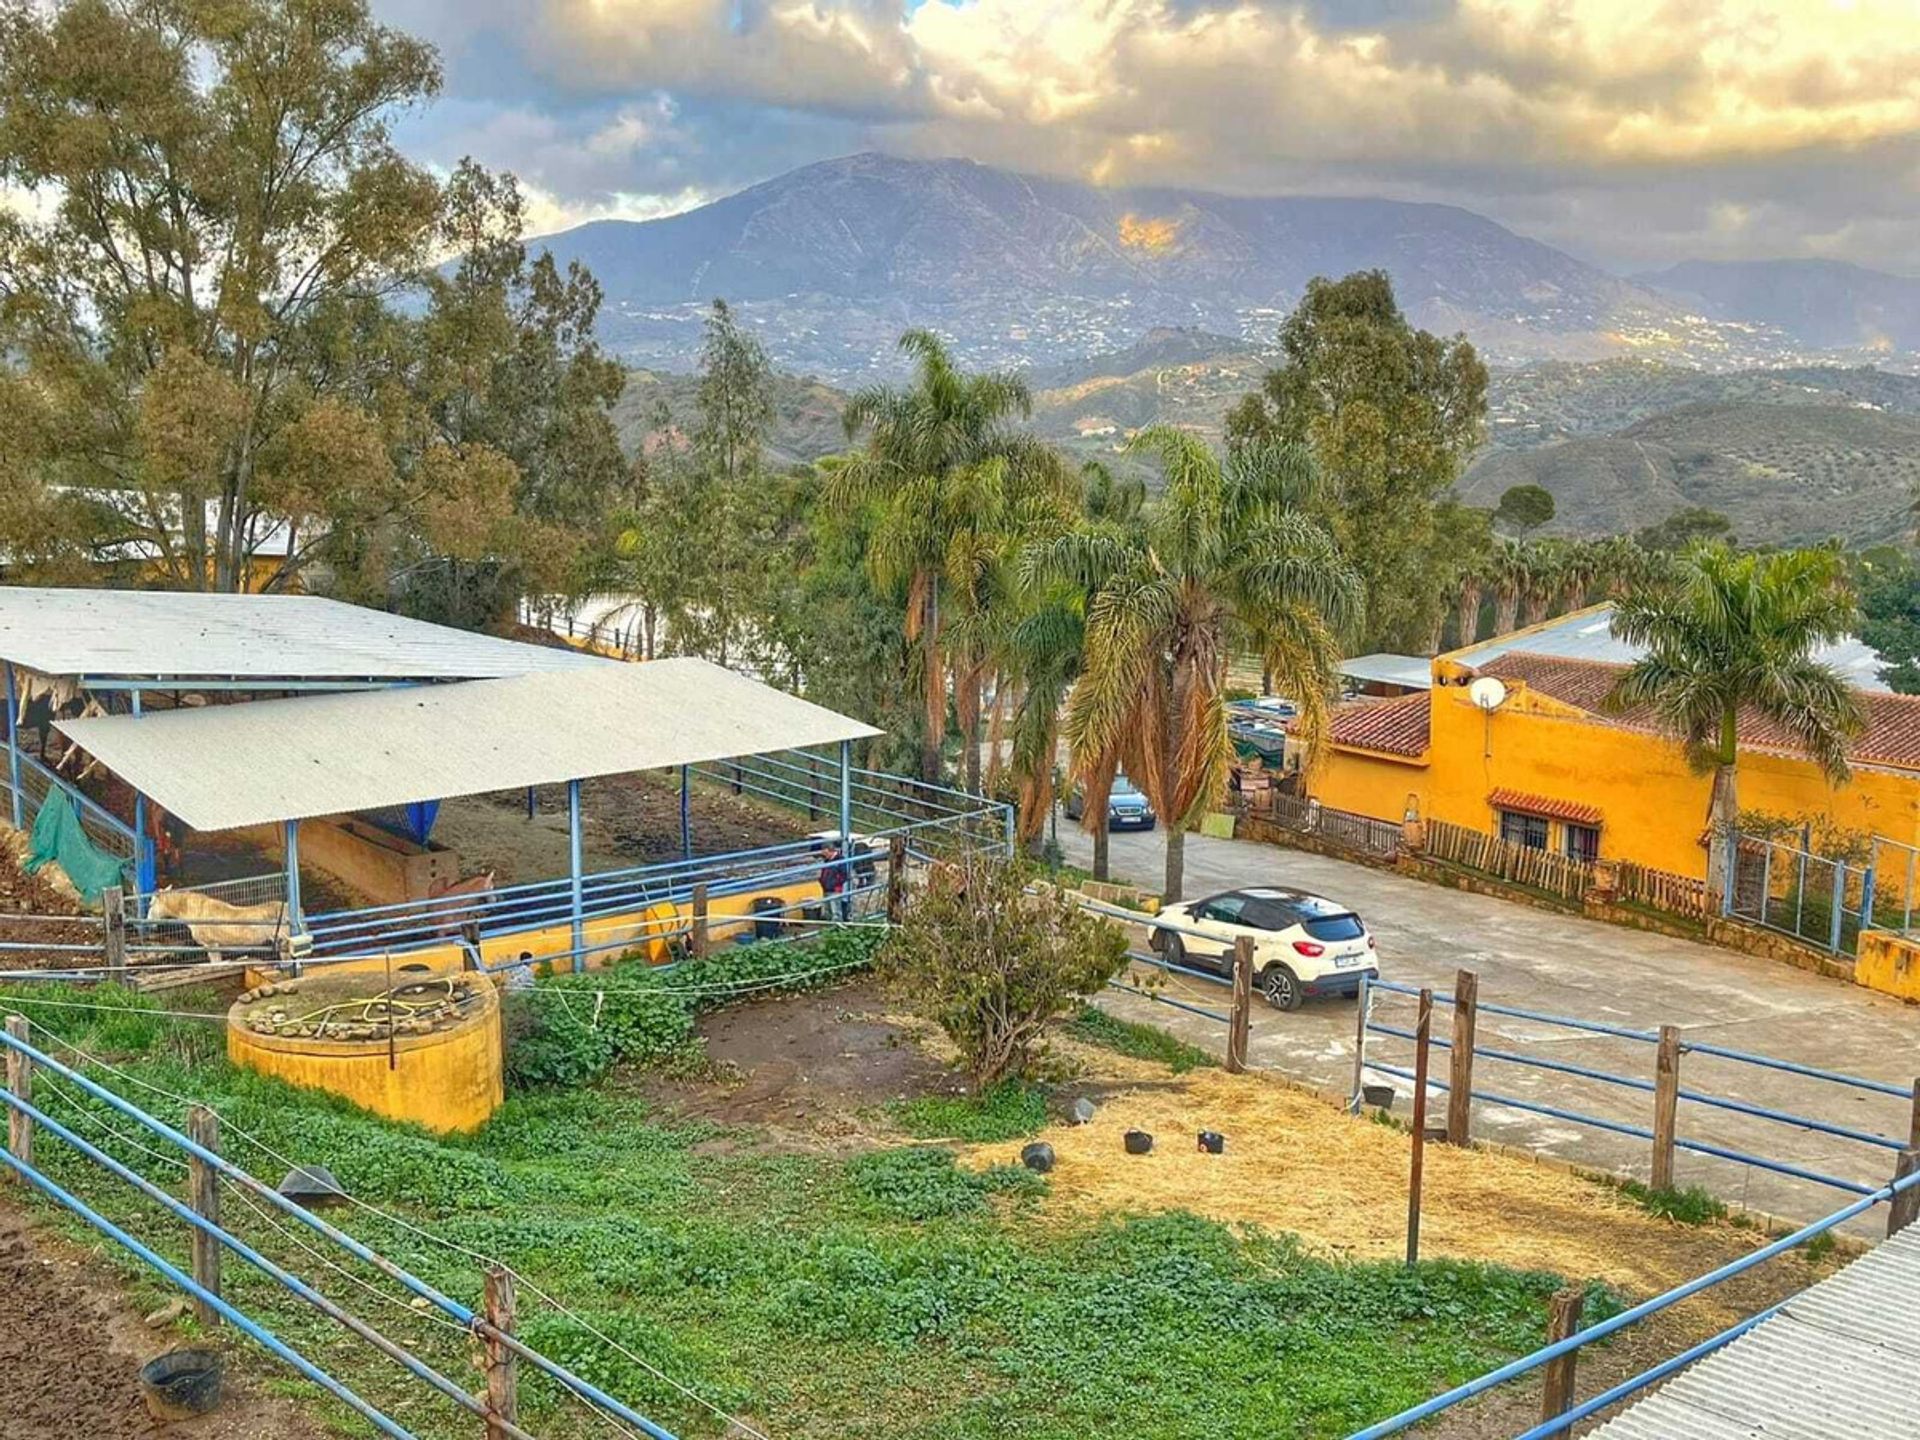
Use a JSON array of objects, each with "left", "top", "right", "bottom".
[
  {"left": 1346, "top": 1163, "right": 1920, "bottom": 1438},
  {"left": 1358, "top": 977, "right": 1912, "bottom": 1200},
  {"left": 0, "top": 1026, "right": 679, "bottom": 1440}
]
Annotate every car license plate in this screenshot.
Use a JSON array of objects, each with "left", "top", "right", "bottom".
[{"left": 1334, "top": 953, "right": 1364, "bottom": 968}]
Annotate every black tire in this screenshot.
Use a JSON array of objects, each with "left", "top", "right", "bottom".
[
  {"left": 1162, "top": 933, "right": 1186, "bottom": 968},
  {"left": 1259, "top": 964, "right": 1303, "bottom": 1012}
]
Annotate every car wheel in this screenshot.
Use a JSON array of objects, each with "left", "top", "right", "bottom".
[
  {"left": 1259, "top": 964, "right": 1303, "bottom": 1012},
  {"left": 1162, "top": 933, "right": 1186, "bottom": 969}
]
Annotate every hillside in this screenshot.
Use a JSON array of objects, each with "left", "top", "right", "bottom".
[
  {"left": 1459, "top": 401, "right": 1920, "bottom": 544},
  {"left": 612, "top": 368, "right": 849, "bottom": 469},
  {"left": 537, "top": 153, "right": 1751, "bottom": 380},
  {"left": 1641, "top": 259, "right": 1920, "bottom": 354}
]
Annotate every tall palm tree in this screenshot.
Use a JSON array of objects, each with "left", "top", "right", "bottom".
[
  {"left": 1029, "top": 429, "right": 1363, "bottom": 900},
  {"left": 1520, "top": 541, "right": 1563, "bottom": 628},
  {"left": 834, "top": 331, "right": 1066, "bottom": 783},
  {"left": 1556, "top": 539, "right": 1601, "bottom": 614},
  {"left": 1488, "top": 538, "right": 1530, "bottom": 636},
  {"left": 1608, "top": 545, "right": 1866, "bottom": 898},
  {"left": 1455, "top": 557, "right": 1487, "bottom": 650}
]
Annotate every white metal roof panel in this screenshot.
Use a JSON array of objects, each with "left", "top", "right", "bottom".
[
  {"left": 1339, "top": 653, "right": 1435, "bottom": 690},
  {"left": 56, "top": 659, "right": 881, "bottom": 831},
  {"left": 0, "top": 586, "right": 605, "bottom": 682},
  {"left": 1590, "top": 1225, "right": 1920, "bottom": 1438},
  {"left": 1449, "top": 604, "right": 1889, "bottom": 692}
]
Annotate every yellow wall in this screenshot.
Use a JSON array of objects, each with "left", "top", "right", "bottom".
[
  {"left": 226, "top": 976, "right": 504, "bottom": 1134},
  {"left": 1856, "top": 930, "right": 1920, "bottom": 1002},
  {"left": 1311, "top": 681, "right": 1920, "bottom": 882}
]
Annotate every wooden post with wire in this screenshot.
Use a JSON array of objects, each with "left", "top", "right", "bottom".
[
  {"left": 186, "top": 1105, "right": 221, "bottom": 1325},
  {"left": 1406, "top": 987, "right": 1433, "bottom": 1266},
  {"left": 1890, "top": 1148, "right": 1920, "bottom": 1238},
  {"left": 483, "top": 1266, "right": 518, "bottom": 1440},
  {"left": 1539, "top": 1286, "right": 1585, "bottom": 1425},
  {"left": 1652, "top": 1025, "right": 1681, "bottom": 1192},
  {"left": 690, "top": 884, "right": 710, "bottom": 960},
  {"left": 102, "top": 885, "right": 127, "bottom": 979},
  {"left": 1225, "top": 937, "right": 1254, "bottom": 1074},
  {"left": 886, "top": 836, "right": 908, "bottom": 923},
  {"left": 5, "top": 1015, "right": 30, "bottom": 1180},
  {"left": 1446, "top": 968, "right": 1478, "bottom": 1145}
]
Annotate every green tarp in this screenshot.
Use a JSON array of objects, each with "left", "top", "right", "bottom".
[{"left": 24, "top": 792, "right": 128, "bottom": 904}]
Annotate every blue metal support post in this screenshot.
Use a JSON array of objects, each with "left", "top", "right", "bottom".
[
  {"left": 680, "top": 764, "right": 692, "bottom": 862},
  {"left": 568, "top": 778, "right": 584, "bottom": 972},
  {"left": 283, "top": 820, "right": 303, "bottom": 933},
  {"left": 839, "top": 742, "right": 854, "bottom": 919},
  {"left": 131, "top": 690, "right": 155, "bottom": 907},
  {"left": 3, "top": 661, "right": 21, "bottom": 830}
]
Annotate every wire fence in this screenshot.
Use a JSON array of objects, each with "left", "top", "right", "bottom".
[
  {"left": 4, "top": 749, "right": 138, "bottom": 860},
  {"left": 0, "top": 1024, "right": 682, "bottom": 1440}
]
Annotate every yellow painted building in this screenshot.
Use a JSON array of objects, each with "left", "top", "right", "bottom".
[{"left": 1309, "top": 608, "right": 1920, "bottom": 882}]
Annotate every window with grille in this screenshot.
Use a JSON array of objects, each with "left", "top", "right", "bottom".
[
  {"left": 1499, "top": 810, "right": 1549, "bottom": 850},
  {"left": 1563, "top": 823, "right": 1601, "bottom": 864}
]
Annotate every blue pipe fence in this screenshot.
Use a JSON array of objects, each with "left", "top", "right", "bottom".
[
  {"left": 1345, "top": 1162, "right": 1920, "bottom": 1439},
  {"left": 1357, "top": 976, "right": 1918, "bottom": 1204},
  {"left": 0, "top": 1024, "right": 679, "bottom": 1440}
]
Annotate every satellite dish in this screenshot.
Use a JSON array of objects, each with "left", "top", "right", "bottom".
[{"left": 1468, "top": 677, "right": 1508, "bottom": 712}]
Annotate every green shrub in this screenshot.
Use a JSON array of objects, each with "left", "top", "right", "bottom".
[
  {"left": 847, "top": 1146, "right": 1045, "bottom": 1220},
  {"left": 1065, "top": 1006, "right": 1215, "bottom": 1073},
  {"left": 892, "top": 1082, "right": 1048, "bottom": 1142},
  {"left": 1615, "top": 1179, "right": 1727, "bottom": 1226}
]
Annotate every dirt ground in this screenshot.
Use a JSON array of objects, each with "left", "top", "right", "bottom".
[
  {"left": 0, "top": 1201, "right": 329, "bottom": 1440},
  {"left": 434, "top": 772, "right": 811, "bottom": 885}
]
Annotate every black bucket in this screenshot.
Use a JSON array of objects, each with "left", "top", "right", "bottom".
[
  {"left": 140, "top": 1348, "right": 224, "bottom": 1420},
  {"left": 1361, "top": 1084, "right": 1396, "bottom": 1111},
  {"left": 749, "top": 895, "right": 786, "bottom": 941}
]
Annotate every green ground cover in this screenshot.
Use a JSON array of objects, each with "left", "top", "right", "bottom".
[{"left": 0, "top": 945, "right": 1610, "bottom": 1440}]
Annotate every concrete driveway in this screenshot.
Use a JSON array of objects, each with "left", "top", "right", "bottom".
[{"left": 1057, "top": 813, "right": 1920, "bottom": 1228}]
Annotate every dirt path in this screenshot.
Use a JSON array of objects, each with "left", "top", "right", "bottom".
[{"left": 0, "top": 1201, "right": 331, "bottom": 1440}]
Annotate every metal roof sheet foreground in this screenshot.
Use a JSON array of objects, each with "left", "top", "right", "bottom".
[
  {"left": 1590, "top": 1223, "right": 1920, "bottom": 1439},
  {"left": 1449, "top": 603, "right": 1890, "bottom": 693},
  {"left": 56, "top": 658, "right": 883, "bottom": 832},
  {"left": 0, "top": 586, "right": 605, "bottom": 683}
]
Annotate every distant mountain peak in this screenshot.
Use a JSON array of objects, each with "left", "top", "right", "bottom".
[{"left": 530, "top": 154, "right": 1890, "bottom": 382}]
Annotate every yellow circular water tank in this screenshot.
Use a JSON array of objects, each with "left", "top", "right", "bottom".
[{"left": 226, "top": 970, "right": 503, "bottom": 1134}]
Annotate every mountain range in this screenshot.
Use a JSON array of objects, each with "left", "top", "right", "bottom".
[{"left": 535, "top": 153, "right": 1919, "bottom": 382}]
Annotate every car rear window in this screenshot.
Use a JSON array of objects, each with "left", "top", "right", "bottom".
[{"left": 1302, "top": 913, "right": 1365, "bottom": 942}]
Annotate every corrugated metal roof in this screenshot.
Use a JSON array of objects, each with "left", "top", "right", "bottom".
[
  {"left": 1340, "top": 654, "right": 1435, "bottom": 690},
  {"left": 1590, "top": 1224, "right": 1920, "bottom": 1439},
  {"left": 56, "top": 659, "right": 882, "bottom": 831},
  {"left": 0, "top": 586, "right": 605, "bottom": 681},
  {"left": 1449, "top": 604, "right": 1890, "bottom": 692}
]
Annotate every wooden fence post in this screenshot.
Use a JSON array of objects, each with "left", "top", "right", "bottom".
[
  {"left": 1225, "top": 937, "right": 1254, "bottom": 1074},
  {"left": 1446, "top": 969, "right": 1478, "bottom": 1146},
  {"left": 1406, "top": 987, "right": 1433, "bottom": 1267},
  {"left": 886, "top": 836, "right": 907, "bottom": 923},
  {"left": 1890, "top": 1148, "right": 1920, "bottom": 1239},
  {"left": 187, "top": 1105, "right": 221, "bottom": 1326},
  {"left": 102, "top": 886, "right": 127, "bottom": 979},
  {"left": 483, "top": 1266, "right": 518, "bottom": 1440},
  {"left": 5, "top": 1015, "right": 30, "bottom": 1179},
  {"left": 1539, "top": 1286, "right": 1585, "bottom": 1425},
  {"left": 1651, "top": 1025, "right": 1681, "bottom": 1192},
  {"left": 690, "top": 884, "right": 709, "bottom": 960}
]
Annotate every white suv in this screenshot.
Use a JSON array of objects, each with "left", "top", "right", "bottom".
[{"left": 1150, "top": 886, "right": 1378, "bottom": 1010}]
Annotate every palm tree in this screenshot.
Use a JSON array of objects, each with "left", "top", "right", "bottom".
[
  {"left": 1029, "top": 429, "right": 1363, "bottom": 900},
  {"left": 1556, "top": 539, "right": 1601, "bottom": 614},
  {"left": 1454, "top": 557, "right": 1487, "bottom": 649},
  {"left": 1520, "top": 541, "right": 1563, "bottom": 628},
  {"left": 1488, "top": 538, "right": 1530, "bottom": 636},
  {"left": 1608, "top": 545, "right": 1866, "bottom": 898},
  {"left": 834, "top": 331, "right": 1067, "bottom": 783}
]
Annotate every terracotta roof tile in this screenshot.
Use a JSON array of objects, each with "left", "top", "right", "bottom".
[
  {"left": 1478, "top": 652, "right": 1920, "bottom": 771},
  {"left": 1486, "top": 787, "right": 1605, "bottom": 827},
  {"left": 1329, "top": 693, "right": 1430, "bottom": 758}
]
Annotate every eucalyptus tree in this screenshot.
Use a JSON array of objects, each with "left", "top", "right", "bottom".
[
  {"left": 1030, "top": 429, "right": 1363, "bottom": 900},
  {"left": 1609, "top": 545, "right": 1865, "bottom": 897}
]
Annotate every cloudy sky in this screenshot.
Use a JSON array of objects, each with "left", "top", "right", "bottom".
[{"left": 378, "top": 0, "right": 1920, "bottom": 274}]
